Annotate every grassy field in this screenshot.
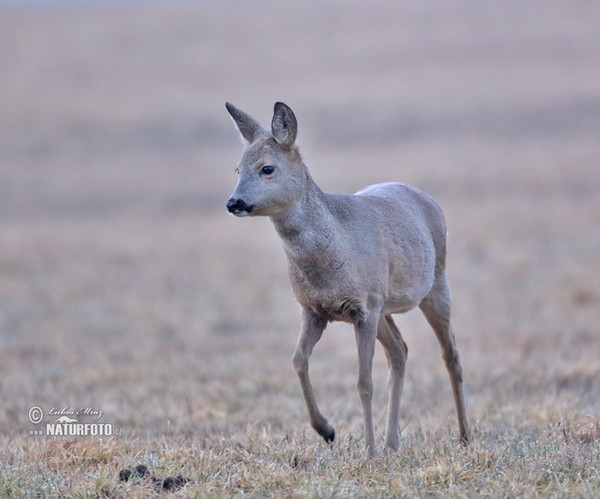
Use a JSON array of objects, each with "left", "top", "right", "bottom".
[{"left": 1, "top": 0, "right": 599, "bottom": 496}]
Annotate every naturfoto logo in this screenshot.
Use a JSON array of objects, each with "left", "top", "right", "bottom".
[{"left": 28, "top": 405, "right": 123, "bottom": 437}]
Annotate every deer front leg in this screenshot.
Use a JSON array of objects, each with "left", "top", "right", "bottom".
[
  {"left": 355, "top": 311, "right": 380, "bottom": 458},
  {"left": 292, "top": 308, "right": 335, "bottom": 443},
  {"left": 377, "top": 314, "right": 408, "bottom": 452}
]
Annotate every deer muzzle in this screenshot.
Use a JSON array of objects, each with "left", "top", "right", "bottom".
[{"left": 226, "top": 197, "right": 254, "bottom": 217}]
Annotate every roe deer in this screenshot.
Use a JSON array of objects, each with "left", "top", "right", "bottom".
[{"left": 225, "top": 101, "right": 470, "bottom": 457}]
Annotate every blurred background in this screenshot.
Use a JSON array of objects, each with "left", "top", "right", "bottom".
[{"left": 1, "top": 0, "right": 599, "bottom": 439}]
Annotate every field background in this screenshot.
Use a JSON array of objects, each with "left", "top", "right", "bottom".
[{"left": 1, "top": 0, "right": 599, "bottom": 496}]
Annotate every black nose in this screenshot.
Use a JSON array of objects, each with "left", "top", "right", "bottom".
[
  {"left": 226, "top": 198, "right": 252, "bottom": 214},
  {"left": 226, "top": 198, "right": 239, "bottom": 213}
]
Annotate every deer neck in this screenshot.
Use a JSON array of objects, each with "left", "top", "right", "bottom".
[{"left": 270, "top": 172, "right": 337, "bottom": 262}]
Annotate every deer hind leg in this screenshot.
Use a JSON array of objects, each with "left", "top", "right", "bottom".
[
  {"left": 292, "top": 308, "right": 335, "bottom": 443},
  {"left": 419, "top": 272, "right": 471, "bottom": 444},
  {"left": 376, "top": 314, "right": 408, "bottom": 452}
]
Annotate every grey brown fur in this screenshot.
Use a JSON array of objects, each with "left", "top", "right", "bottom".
[{"left": 225, "top": 101, "right": 471, "bottom": 456}]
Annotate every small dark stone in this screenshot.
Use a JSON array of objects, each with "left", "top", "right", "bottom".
[
  {"left": 119, "top": 469, "right": 132, "bottom": 482},
  {"left": 135, "top": 464, "right": 150, "bottom": 479},
  {"left": 119, "top": 465, "right": 192, "bottom": 492},
  {"left": 163, "top": 475, "right": 192, "bottom": 491},
  {"left": 162, "top": 477, "right": 176, "bottom": 491}
]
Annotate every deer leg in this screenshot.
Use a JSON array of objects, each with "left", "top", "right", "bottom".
[
  {"left": 292, "top": 308, "right": 334, "bottom": 443},
  {"left": 354, "top": 311, "right": 380, "bottom": 457},
  {"left": 376, "top": 314, "right": 408, "bottom": 452},
  {"left": 419, "top": 273, "right": 471, "bottom": 444}
]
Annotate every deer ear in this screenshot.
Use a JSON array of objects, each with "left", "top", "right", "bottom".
[
  {"left": 271, "top": 102, "right": 297, "bottom": 147},
  {"left": 226, "top": 102, "right": 266, "bottom": 144}
]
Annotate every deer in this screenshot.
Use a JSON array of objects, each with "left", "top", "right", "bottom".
[{"left": 225, "top": 101, "right": 471, "bottom": 457}]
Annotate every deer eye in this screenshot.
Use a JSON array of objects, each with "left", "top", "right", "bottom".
[{"left": 260, "top": 165, "right": 275, "bottom": 176}]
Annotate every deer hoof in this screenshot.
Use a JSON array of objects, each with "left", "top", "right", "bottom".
[{"left": 323, "top": 428, "right": 335, "bottom": 443}]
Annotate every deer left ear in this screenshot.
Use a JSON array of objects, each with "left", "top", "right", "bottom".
[
  {"left": 271, "top": 102, "right": 297, "bottom": 147},
  {"left": 226, "top": 102, "right": 266, "bottom": 145}
]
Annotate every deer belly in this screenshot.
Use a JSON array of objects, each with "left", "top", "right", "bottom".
[{"left": 299, "top": 295, "right": 367, "bottom": 324}]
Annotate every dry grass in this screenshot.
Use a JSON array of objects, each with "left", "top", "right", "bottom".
[
  {"left": 1, "top": 0, "right": 600, "bottom": 497},
  {"left": 2, "top": 423, "right": 600, "bottom": 497}
]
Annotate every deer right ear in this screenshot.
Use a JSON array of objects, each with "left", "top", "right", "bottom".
[
  {"left": 271, "top": 102, "right": 297, "bottom": 147},
  {"left": 226, "top": 102, "right": 266, "bottom": 144}
]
